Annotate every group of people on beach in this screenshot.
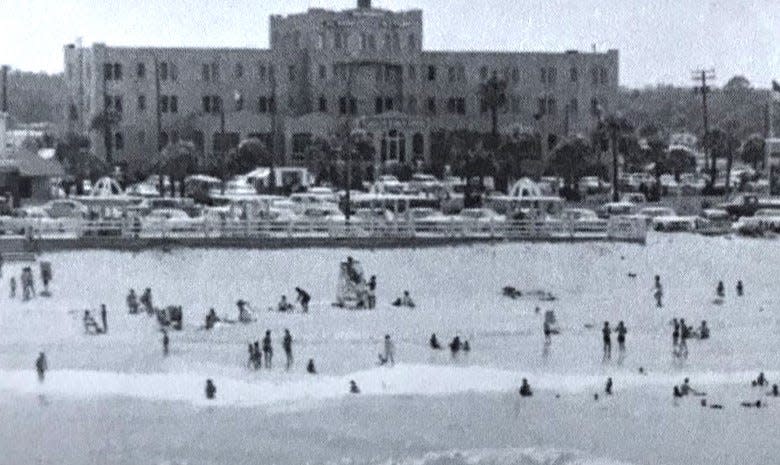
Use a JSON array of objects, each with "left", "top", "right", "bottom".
[
  {"left": 126, "top": 288, "right": 154, "bottom": 315},
  {"left": 671, "top": 318, "right": 710, "bottom": 359},
  {"left": 601, "top": 321, "right": 628, "bottom": 361},
  {"left": 247, "top": 329, "right": 294, "bottom": 371},
  {"left": 7, "top": 262, "right": 52, "bottom": 301},
  {"left": 83, "top": 305, "right": 108, "bottom": 335},
  {"left": 429, "top": 333, "right": 471, "bottom": 355}
]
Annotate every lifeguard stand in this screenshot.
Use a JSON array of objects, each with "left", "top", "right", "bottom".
[{"left": 334, "top": 259, "right": 368, "bottom": 308}]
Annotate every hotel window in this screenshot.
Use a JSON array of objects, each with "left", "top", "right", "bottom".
[
  {"left": 136, "top": 63, "right": 146, "bottom": 79},
  {"left": 114, "top": 96, "right": 123, "bottom": 114},
  {"left": 407, "top": 33, "right": 417, "bottom": 50},
  {"left": 456, "top": 97, "right": 465, "bottom": 115},
  {"left": 480, "top": 66, "right": 488, "bottom": 81},
  {"left": 292, "top": 30, "right": 301, "bottom": 49},
  {"left": 137, "top": 95, "right": 146, "bottom": 112},
  {"left": 427, "top": 97, "right": 437, "bottom": 115},
  {"left": 548, "top": 67, "right": 557, "bottom": 85},
  {"left": 383, "top": 33, "right": 392, "bottom": 51},
  {"left": 448, "top": 67, "right": 457, "bottom": 83},
  {"left": 104, "top": 63, "right": 113, "bottom": 80},
  {"left": 258, "top": 96, "right": 268, "bottom": 113},
  {"left": 159, "top": 95, "right": 169, "bottom": 113},
  {"left": 547, "top": 97, "right": 557, "bottom": 116},
  {"left": 540, "top": 68, "right": 547, "bottom": 84},
  {"left": 158, "top": 131, "right": 169, "bottom": 149},
  {"left": 537, "top": 97, "right": 546, "bottom": 116},
  {"left": 137, "top": 130, "right": 146, "bottom": 146},
  {"left": 258, "top": 63, "right": 267, "bottom": 82},
  {"left": 361, "top": 33, "right": 368, "bottom": 50},
  {"left": 375, "top": 97, "right": 383, "bottom": 114},
  {"left": 591, "top": 67, "right": 599, "bottom": 85},
  {"left": 349, "top": 97, "right": 357, "bottom": 114},
  {"left": 211, "top": 63, "right": 219, "bottom": 81},
  {"left": 408, "top": 65, "right": 416, "bottom": 81},
  {"left": 600, "top": 68, "right": 608, "bottom": 85},
  {"left": 407, "top": 97, "right": 417, "bottom": 114},
  {"left": 114, "top": 132, "right": 124, "bottom": 150},
  {"left": 569, "top": 98, "right": 579, "bottom": 115},
  {"left": 318, "top": 96, "right": 327, "bottom": 113},
  {"left": 234, "top": 63, "right": 244, "bottom": 79},
  {"left": 317, "top": 32, "right": 327, "bottom": 50},
  {"left": 202, "top": 64, "right": 211, "bottom": 81},
  {"left": 339, "top": 97, "right": 348, "bottom": 115},
  {"left": 288, "top": 65, "right": 297, "bottom": 82},
  {"left": 385, "top": 97, "right": 394, "bottom": 111},
  {"left": 159, "top": 62, "right": 169, "bottom": 81},
  {"left": 392, "top": 32, "right": 401, "bottom": 51},
  {"left": 319, "top": 65, "right": 327, "bottom": 80},
  {"left": 234, "top": 93, "right": 244, "bottom": 111},
  {"left": 335, "top": 31, "right": 343, "bottom": 49},
  {"left": 113, "top": 63, "right": 123, "bottom": 80},
  {"left": 512, "top": 67, "right": 520, "bottom": 83},
  {"left": 511, "top": 96, "right": 521, "bottom": 114},
  {"left": 570, "top": 66, "right": 578, "bottom": 82},
  {"left": 427, "top": 66, "right": 437, "bottom": 81},
  {"left": 368, "top": 34, "right": 376, "bottom": 50}
]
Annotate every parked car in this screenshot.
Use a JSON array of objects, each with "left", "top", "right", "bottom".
[
  {"left": 43, "top": 199, "right": 89, "bottom": 219},
  {"left": 620, "top": 193, "right": 647, "bottom": 204},
  {"left": 598, "top": 202, "right": 638, "bottom": 218},
  {"left": 651, "top": 215, "right": 697, "bottom": 232},
  {"left": 638, "top": 206, "right": 677, "bottom": 225},
  {"left": 141, "top": 208, "right": 204, "bottom": 233},
  {"left": 733, "top": 209, "right": 780, "bottom": 236},
  {"left": 455, "top": 208, "right": 506, "bottom": 223},
  {"left": 695, "top": 208, "right": 732, "bottom": 236},
  {"left": 578, "top": 176, "right": 611, "bottom": 195}
]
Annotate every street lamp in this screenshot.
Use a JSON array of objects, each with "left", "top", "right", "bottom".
[{"left": 338, "top": 127, "right": 369, "bottom": 223}]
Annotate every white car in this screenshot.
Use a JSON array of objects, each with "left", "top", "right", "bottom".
[
  {"left": 620, "top": 193, "right": 647, "bottom": 204},
  {"left": 125, "top": 182, "right": 160, "bottom": 198},
  {"left": 651, "top": 215, "right": 697, "bottom": 232},
  {"left": 455, "top": 208, "right": 506, "bottom": 223},
  {"left": 352, "top": 208, "right": 395, "bottom": 223},
  {"left": 598, "top": 202, "right": 638, "bottom": 218},
  {"left": 638, "top": 207, "right": 677, "bottom": 225},
  {"left": 733, "top": 209, "right": 780, "bottom": 236},
  {"left": 43, "top": 199, "right": 89, "bottom": 219},
  {"left": 141, "top": 208, "right": 204, "bottom": 233}
]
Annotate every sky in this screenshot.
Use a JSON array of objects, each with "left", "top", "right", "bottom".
[{"left": 1, "top": 0, "right": 778, "bottom": 88}]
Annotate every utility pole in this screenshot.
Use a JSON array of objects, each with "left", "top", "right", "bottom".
[
  {"left": 692, "top": 69, "right": 715, "bottom": 188},
  {"left": 691, "top": 69, "right": 715, "bottom": 136}
]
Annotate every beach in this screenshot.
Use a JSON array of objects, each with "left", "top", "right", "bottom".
[{"left": 1, "top": 233, "right": 779, "bottom": 464}]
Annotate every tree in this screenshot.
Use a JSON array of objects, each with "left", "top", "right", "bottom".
[
  {"left": 55, "top": 132, "right": 109, "bottom": 194},
  {"left": 479, "top": 72, "right": 507, "bottom": 148},
  {"left": 645, "top": 134, "right": 669, "bottom": 200},
  {"left": 226, "top": 137, "right": 273, "bottom": 177},
  {"left": 741, "top": 134, "right": 765, "bottom": 170},
  {"left": 601, "top": 115, "right": 634, "bottom": 201},
  {"left": 493, "top": 132, "right": 540, "bottom": 191},
  {"left": 154, "top": 140, "right": 199, "bottom": 196},
  {"left": 90, "top": 109, "right": 121, "bottom": 165},
  {"left": 546, "top": 136, "right": 601, "bottom": 198},
  {"left": 724, "top": 75, "right": 751, "bottom": 91}
]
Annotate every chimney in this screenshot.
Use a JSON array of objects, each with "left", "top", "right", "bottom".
[
  {"left": 358, "top": 0, "right": 371, "bottom": 9},
  {"left": 1, "top": 65, "right": 8, "bottom": 113}
]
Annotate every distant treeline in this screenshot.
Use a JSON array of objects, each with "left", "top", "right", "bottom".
[{"left": 3, "top": 69, "right": 65, "bottom": 126}]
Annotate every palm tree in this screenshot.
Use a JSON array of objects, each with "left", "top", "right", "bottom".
[
  {"left": 599, "top": 114, "right": 634, "bottom": 201},
  {"left": 155, "top": 140, "right": 199, "bottom": 196},
  {"left": 479, "top": 72, "right": 507, "bottom": 148}
]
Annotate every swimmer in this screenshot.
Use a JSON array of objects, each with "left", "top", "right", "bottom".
[
  {"left": 605, "top": 377, "right": 613, "bottom": 395},
  {"left": 429, "top": 333, "right": 442, "bottom": 350},
  {"left": 716, "top": 281, "right": 725, "bottom": 298},
  {"left": 205, "top": 379, "right": 216, "bottom": 400},
  {"left": 602, "top": 322, "right": 612, "bottom": 360},
  {"left": 519, "top": 378, "right": 533, "bottom": 397},
  {"left": 736, "top": 280, "right": 744, "bottom": 296},
  {"left": 306, "top": 359, "right": 317, "bottom": 374},
  {"left": 349, "top": 380, "right": 360, "bottom": 394}
]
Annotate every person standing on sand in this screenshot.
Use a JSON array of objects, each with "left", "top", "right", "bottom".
[
  {"left": 653, "top": 275, "right": 663, "bottom": 307},
  {"left": 672, "top": 318, "right": 680, "bottom": 350},
  {"left": 602, "top": 322, "right": 612, "bottom": 360},
  {"left": 383, "top": 334, "right": 395, "bottom": 366},
  {"left": 262, "top": 330, "right": 273, "bottom": 368},
  {"left": 679, "top": 319, "right": 689, "bottom": 358},
  {"left": 35, "top": 352, "right": 48, "bottom": 382},
  {"left": 736, "top": 280, "right": 744, "bottom": 297},
  {"left": 205, "top": 379, "right": 216, "bottom": 400},
  {"left": 9, "top": 276, "right": 16, "bottom": 299},
  {"left": 127, "top": 289, "right": 139, "bottom": 314},
  {"left": 616, "top": 321, "right": 627, "bottom": 354},
  {"left": 283, "top": 329, "right": 293, "bottom": 370},
  {"left": 162, "top": 329, "right": 169, "bottom": 356},
  {"left": 100, "top": 304, "right": 108, "bottom": 334},
  {"left": 543, "top": 320, "right": 552, "bottom": 345},
  {"left": 295, "top": 287, "right": 311, "bottom": 313}
]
